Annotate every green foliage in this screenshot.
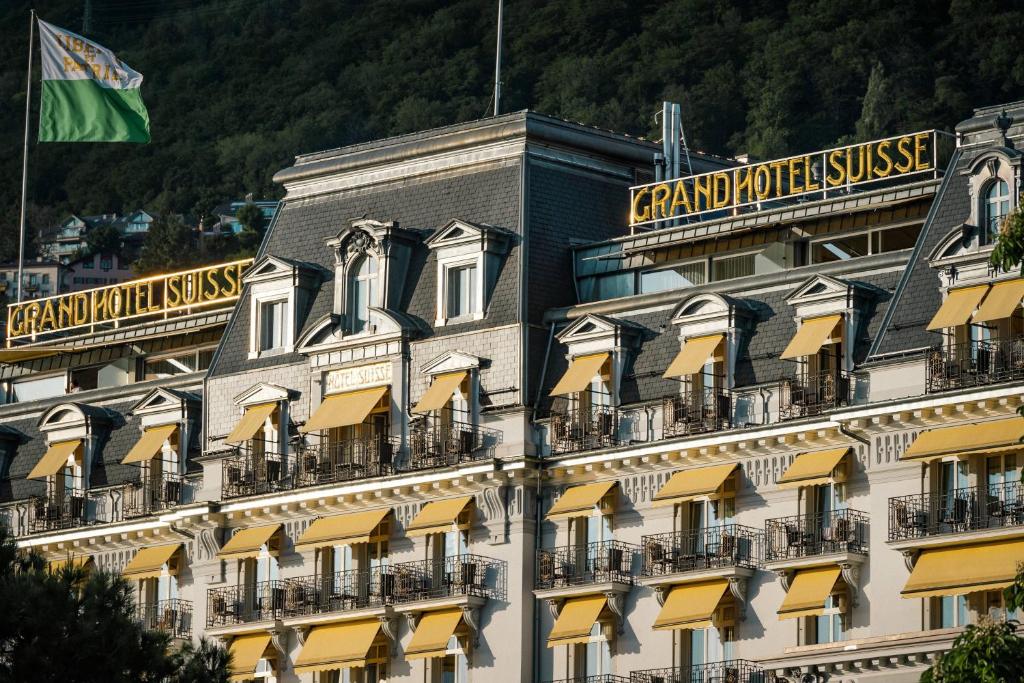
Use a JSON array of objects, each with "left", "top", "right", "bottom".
[
  {"left": 133, "top": 214, "right": 196, "bottom": 275},
  {"left": 0, "top": 526, "right": 230, "bottom": 683},
  {"left": 84, "top": 222, "right": 122, "bottom": 256},
  {"left": 991, "top": 197, "right": 1024, "bottom": 275}
]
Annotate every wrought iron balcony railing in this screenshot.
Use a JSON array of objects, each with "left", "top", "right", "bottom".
[
  {"left": 630, "top": 660, "right": 767, "bottom": 683},
  {"left": 221, "top": 444, "right": 291, "bottom": 499},
  {"left": 208, "top": 555, "right": 506, "bottom": 626},
  {"left": 546, "top": 677, "right": 630, "bottom": 683},
  {"left": 888, "top": 480, "right": 1024, "bottom": 542},
  {"left": 138, "top": 599, "right": 192, "bottom": 640},
  {"left": 295, "top": 435, "right": 398, "bottom": 488},
  {"left": 27, "top": 494, "right": 90, "bottom": 534},
  {"left": 122, "top": 474, "right": 187, "bottom": 520},
  {"left": 765, "top": 509, "right": 869, "bottom": 561},
  {"left": 549, "top": 405, "right": 624, "bottom": 455},
  {"left": 536, "top": 541, "right": 639, "bottom": 590},
  {"left": 641, "top": 525, "right": 762, "bottom": 577},
  {"left": 405, "top": 421, "right": 500, "bottom": 471},
  {"left": 662, "top": 387, "right": 731, "bottom": 439},
  {"left": 926, "top": 337, "right": 1024, "bottom": 393},
  {"left": 779, "top": 372, "right": 849, "bottom": 421}
]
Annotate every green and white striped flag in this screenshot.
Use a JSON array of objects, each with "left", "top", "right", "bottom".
[{"left": 37, "top": 19, "right": 150, "bottom": 143}]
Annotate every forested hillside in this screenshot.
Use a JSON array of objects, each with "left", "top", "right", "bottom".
[{"left": 2, "top": 0, "right": 1023, "bottom": 262}]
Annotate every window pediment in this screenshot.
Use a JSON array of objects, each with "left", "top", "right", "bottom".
[
  {"left": 129, "top": 388, "right": 197, "bottom": 417},
  {"left": 428, "top": 219, "right": 511, "bottom": 327},
  {"left": 421, "top": 350, "right": 482, "bottom": 376},
  {"left": 232, "top": 382, "right": 292, "bottom": 407}
]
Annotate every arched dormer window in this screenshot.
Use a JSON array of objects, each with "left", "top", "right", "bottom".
[
  {"left": 347, "top": 255, "right": 378, "bottom": 334},
  {"left": 984, "top": 179, "right": 1011, "bottom": 245}
]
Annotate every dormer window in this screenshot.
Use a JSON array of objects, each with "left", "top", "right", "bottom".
[
  {"left": 258, "top": 299, "right": 287, "bottom": 352},
  {"left": 445, "top": 263, "right": 479, "bottom": 319},
  {"left": 346, "top": 255, "right": 378, "bottom": 334},
  {"left": 984, "top": 179, "right": 1011, "bottom": 244},
  {"left": 425, "top": 219, "right": 509, "bottom": 327},
  {"left": 244, "top": 255, "right": 321, "bottom": 359}
]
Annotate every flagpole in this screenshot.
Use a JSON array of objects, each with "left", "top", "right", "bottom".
[{"left": 17, "top": 10, "right": 35, "bottom": 304}]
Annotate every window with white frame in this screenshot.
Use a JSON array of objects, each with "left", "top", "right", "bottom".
[
  {"left": 433, "top": 635, "right": 469, "bottom": 683},
  {"left": 811, "top": 593, "right": 845, "bottom": 644},
  {"left": 575, "top": 622, "right": 612, "bottom": 678},
  {"left": 984, "top": 179, "right": 1012, "bottom": 245},
  {"left": 445, "top": 263, "right": 479, "bottom": 319},
  {"left": 347, "top": 256, "right": 378, "bottom": 334},
  {"left": 258, "top": 299, "right": 287, "bottom": 352},
  {"left": 687, "top": 624, "right": 734, "bottom": 667}
]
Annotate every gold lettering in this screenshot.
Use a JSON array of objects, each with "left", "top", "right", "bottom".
[
  {"left": 712, "top": 172, "right": 731, "bottom": 209},
  {"left": 873, "top": 140, "right": 894, "bottom": 177},
  {"left": 167, "top": 276, "right": 181, "bottom": 307},
  {"left": 651, "top": 183, "right": 671, "bottom": 221},
  {"left": 73, "top": 293, "right": 88, "bottom": 325},
  {"left": 914, "top": 132, "right": 930, "bottom": 170},
  {"left": 734, "top": 167, "right": 753, "bottom": 204},
  {"left": 788, "top": 157, "right": 803, "bottom": 195},
  {"left": 669, "top": 180, "right": 693, "bottom": 216},
  {"left": 846, "top": 146, "right": 867, "bottom": 183},
  {"left": 631, "top": 187, "right": 651, "bottom": 223},
  {"left": 38, "top": 300, "right": 56, "bottom": 331},
  {"left": 8, "top": 304, "right": 23, "bottom": 337},
  {"left": 804, "top": 156, "right": 820, "bottom": 191},
  {"left": 146, "top": 281, "right": 160, "bottom": 312},
  {"left": 205, "top": 268, "right": 221, "bottom": 300},
  {"left": 895, "top": 136, "right": 914, "bottom": 173},
  {"left": 770, "top": 161, "right": 786, "bottom": 197},
  {"left": 58, "top": 297, "right": 74, "bottom": 329},
  {"left": 693, "top": 175, "right": 713, "bottom": 212},
  {"left": 827, "top": 150, "right": 846, "bottom": 186},
  {"left": 754, "top": 164, "right": 772, "bottom": 201}
]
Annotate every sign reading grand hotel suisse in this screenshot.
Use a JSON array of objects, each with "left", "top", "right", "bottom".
[
  {"left": 325, "top": 361, "right": 392, "bottom": 395},
  {"left": 630, "top": 130, "right": 947, "bottom": 229},
  {"left": 6, "top": 259, "right": 252, "bottom": 341}
]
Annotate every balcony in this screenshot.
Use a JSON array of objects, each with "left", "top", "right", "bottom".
[
  {"left": 765, "top": 509, "right": 869, "bottom": 562},
  {"left": 208, "top": 555, "right": 505, "bottom": 627},
  {"left": 406, "top": 420, "right": 501, "bottom": 471},
  {"left": 295, "top": 435, "right": 397, "bottom": 488},
  {"left": 779, "top": 372, "right": 849, "bottom": 421},
  {"left": 926, "top": 337, "right": 1024, "bottom": 393},
  {"left": 27, "top": 494, "right": 90, "bottom": 534},
  {"left": 631, "top": 660, "right": 767, "bottom": 683},
  {"left": 888, "top": 481, "right": 1024, "bottom": 543},
  {"left": 222, "top": 444, "right": 291, "bottom": 499},
  {"left": 122, "top": 474, "right": 187, "bottom": 520},
  {"left": 536, "top": 541, "right": 639, "bottom": 591},
  {"left": 546, "top": 677, "right": 630, "bottom": 683},
  {"left": 549, "top": 406, "right": 625, "bottom": 455},
  {"left": 641, "top": 525, "right": 762, "bottom": 579},
  {"left": 138, "top": 599, "right": 192, "bottom": 640},
  {"left": 662, "top": 386, "right": 731, "bottom": 439}
]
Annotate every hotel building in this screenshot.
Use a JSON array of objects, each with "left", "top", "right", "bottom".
[{"left": 2, "top": 102, "right": 1024, "bottom": 683}]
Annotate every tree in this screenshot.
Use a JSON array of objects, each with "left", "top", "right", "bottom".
[
  {"left": 991, "top": 197, "right": 1024, "bottom": 276},
  {"left": 920, "top": 564, "right": 1024, "bottom": 683},
  {"left": 133, "top": 215, "right": 196, "bottom": 275},
  {"left": 854, "top": 62, "right": 900, "bottom": 142},
  {"left": 233, "top": 203, "right": 267, "bottom": 259},
  {"left": 84, "top": 223, "right": 123, "bottom": 256}
]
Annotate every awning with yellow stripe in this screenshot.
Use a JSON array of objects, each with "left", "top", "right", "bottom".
[
  {"left": 547, "top": 595, "right": 607, "bottom": 647},
  {"left": 777, "top": 447, "right": 851, "bottom": 489},
  {"left": 781, "top": 315, "right": 842, "bottom": 360},
  {"left": 550, "top": 353, "right": 609, "bottom": 396},
  {"left": 902, "top": 417, "right": 1024, "bottom": 462},
  {"left": 218, "top": 524, "right": 284, "bottom": 560},
  {"left": 413, "top": 371, "right": 468, "bottom": 413},
  {"left": 546, "top": 481, "right": 617, "bottom": 520},
  {"left": 405, "top": 608, "right": 464, "bottom": 660},
  {"left": 225, "top": 402, "right": 277, "bottom": 445},
  {"left": 778, "top": 565, "right": 842, "bottom": 620},
  {"left": 654, "top": 580, "right": 731, "bottom": 631},
  {"left": 973, "top": 278, "right": 1024, "bottom": 323},
  {"left": 122, "top": 543, "right": 184, "bottom": 580},
  {"left": 295, "top": 509, "right": 391, "bottom": 551},
  {"left": 300, "top": 386, "right": 388, "bottom": 433},
  {"left": 662, "top": 334, "right": 724, "bottom": 378},
  {"left": 47, "top": 555, "right": 94, "bottom": 574},
  {"left": 28, "top": 439, "right": 81, "bottom": 480},
  {"left": 901, "top": 538, "right": 1024, "bottom": 599},
  {"left": 653, "top": 464, "right": 736, "bottom": 508},
  {"left": 926, "top": 285, "right": 989, "bottom": 330},
  {"left": 405, "top": 496, "right": 474, "bottom": 537},
  {"left": 294, "top": 619, "right": 383, "bottom": 673},
  {"left": 228, "top": 633, "right": 274, "bottom": 682},
  {"left": 122, "top": 424, "right": 177, "bottom": 465},
  {"left": 0, "top": 346, "right": 71, "bottom": 363}
]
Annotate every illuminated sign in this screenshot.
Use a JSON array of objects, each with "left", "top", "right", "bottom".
[
  {"left": 325, "top": 361, "right": 392, "bottom": 394},
  {"left": 630, "top": 130, "right": 949, "bottom": 229},
  {"left": 6, "top": 259, "right": 252, "bottom": 340}
]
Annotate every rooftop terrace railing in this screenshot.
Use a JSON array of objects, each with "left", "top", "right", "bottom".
[
  {"left": 889, "top": 480, "right": 1024, "bottom": 542},
  {"left": 926, "top": 337, "right": 1024, "bottom": 393}
]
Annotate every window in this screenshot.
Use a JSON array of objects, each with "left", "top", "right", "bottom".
[
  {"left": 689, "top": 625, "right": 733, "bottom": 667},
  {"left": 347, "top": 256, "right": 377, "bottom": 334},
  {"left": 711, "top": 253, "right": 755, "bottom": 281},
  {"left": 6, "top": 374, "right": 66, "bottom": 403},
  {"left": 985, "top": 180, "right": 1011, "bottom": 245},
  {"left": 935, "top": 594, "right": 968, "bottom": 629},
  {"left": 595, "top": 272, "right": 635, "bottom": 299},
  {"left": 810, "top": 224, "right": 923, "bottom": 263},
  {"left": 41, "top": 274, "right": 50, "bottom": 284},
  {"left": 141, "top": 348, "right": 215, "bottom": 380},
  {"left": 100, "top": 259, "right": 112, "bottom": 271},
  {"left": 812, "top": 594, "right": 845, "bottom": 643},
  {"left": 258, "top": 299, "right": 287, "bottom": 352},
  {"left": 640, "top": 261, "right": 707, "bottom": 294},
  {"left": 445, "top": 264, "right": 479, "bottom": 319},
  {"left": 575, "top": 623, "right": 611, "bottom": 678},
  {"left": 437, "top": 636, "right": 469, "bottom": 683}
]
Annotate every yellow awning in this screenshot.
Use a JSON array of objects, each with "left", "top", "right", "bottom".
[
  {"left": 926, "top": 285, "right": 989, "bottom": 330},
  {"left": 550, "top": 353, "right": 609, "bottom": 396},
  {"left": 653, "top": 464, "right": 737, "bottom": 508},
  {"left": 405, "top": 496, "right": 474, "bottom": 537},
  {"left": 228, "top": 633, "right": 273, "bottom": 682},
  {"left": 413, "top": 371, "right": 468, "bottom": 413},
  {"left": 781, "top": 315, "right": 842, "bottom": 360},
  {"left": 548, "top": 595, "right": 606, "bottom": 647},
  {"left": 300, "top": 386, "right": 388, "bottom": 433},
  {"left": 654, "top": 580, "right": 731, "bottom": 631},
  {"left": 777, "top": 447, "right": 851, "bottom": 489},
  {"left": 902, "top": 417, "right": 1024, "bottom": 462},
  {"left": 0, "top": 347, "right": 71, "bottom": 363},
  {"left": 224, "top": 402, "right": 277, "bottom": 445},
  {"left": 778, "top": 565, "right": 842, "bottom": 620},
  {"left": 901, "top": 538, "right": 1024, "bottom": 599},
  {"left": 47, "top": 555, "right": 94, "bottom": 574},
  {"left": 122, "top": 424, "right": 177, "bottom": 465},
  {"left": 405, "top": 608, "right": 463, "bottom": 660},
  {"left": 218, "top": 524, "right": 283, "bottom": 560},
  {"left": 974, "top": 279, "right": 1024, "bottom": 323},
  {"left": 546, "top": 481, "right": 617, "bottom": 521},
  {"left": 122, "top": 543, "right": 184, "bottom": 580},
  {"left": 663, "top": 334, "right": 725, "bottom": 378},
  {"left": 295, "top": 509, "right": 391, "bottom": 551},
  {"left": 294, "top": 619, "right": 382, "bottom": 673},
  {"left": 28, "top": 439, "right": 81, "bottom": 480}
]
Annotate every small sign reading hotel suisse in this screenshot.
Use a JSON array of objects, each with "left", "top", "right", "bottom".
[
  {"left": 325, "top": 362, "right": 392, "bottom": 395},
  {"left": 6, "top": 259, "right": 252, "bottom": 340},
  {"left": 630, "top": 130, "right": 944, "bottom": 228}
]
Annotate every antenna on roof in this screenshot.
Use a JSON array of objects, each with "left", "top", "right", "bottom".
[{"left": 493, "top": 0, "right": 503, "bottom": 116}]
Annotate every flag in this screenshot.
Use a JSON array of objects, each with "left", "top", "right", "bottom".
[{"left": 37, "top": 19, "right": 150, "bottom": 143}]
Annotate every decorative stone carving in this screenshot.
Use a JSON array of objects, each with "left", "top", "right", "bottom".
[
  {"left": 901, "top": 549, "right": 917, "bottom": 574},
  {"left": 404, "top": 611, "right": 419, "bottom": 633},
  {"left": 462, "top": 606, "right": 481, "bottom": 647},
  {"left": 294, "top": 626, "right": 309, "bottom": 647},
  {"left": 840, "top": 563, "right": 861, "bottom": 608},
  {"left": 197, "top": 527, "right": 221, "bottom": 562},
  {"left": 546, "top": 598, "right": 561, "bottom": 621},
  {"left": 480, "top": 485, "right": 508, "bottom": 545},
  {"left": 269, "top": 627, "right": 289, "bottom": 659},
  {"left": 728, "top": 576, "right": 749, "bottom": 621},
  {"left": 776, "top": 569, "right": 792, "bottom": 593},
  {"left": 604, "top": 591, "right": 625, "bottom": 635},
  {"left": 379, "top": 615, "right": 400, "bottom": 655}
]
